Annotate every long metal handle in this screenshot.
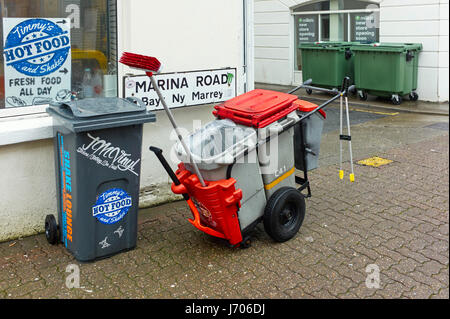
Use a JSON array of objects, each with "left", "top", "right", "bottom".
[
  {"left": 287, "top": 78, "right": 313, "bottom": 94},
  {"left": 302, "top": 85, "right": 339, "bottom": 95},
  {"left": 149, "top": 76, "right": 206, "bottom": 187},
  {"left": 149, "top": 146, "right": 190, "bottom": 200}
]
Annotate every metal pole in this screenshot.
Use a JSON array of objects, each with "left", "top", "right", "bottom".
[
  {"left": 149, "top": 76, "right": 206, "bottom": 187},
  {"left": 345, "top": 94, "right": 355, "bottom": 182},
  {"left": 339, "top": 94, "right": 344, "bottom": 180}
]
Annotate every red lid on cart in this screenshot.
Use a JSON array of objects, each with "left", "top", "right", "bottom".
[
  {"left": 213, "top": 89, "right": 299, "bottom": 128},
  {"left": 294, "top": 100, "right": 326, "bottom": 119}
]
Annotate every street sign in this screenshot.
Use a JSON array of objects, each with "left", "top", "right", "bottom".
[{"left": 123, "top": 68, "right": 237, "bottom": 110}]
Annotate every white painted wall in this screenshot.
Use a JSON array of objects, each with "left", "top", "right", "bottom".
[
  {"left": 254, "top": 0, "right": 449, "bottom": 102},
  {"left": 0, "top": 0, "right": 254, "bottom": 242},
  {"left": 379, "top": 0, "right": 449, "bottom": 102}
]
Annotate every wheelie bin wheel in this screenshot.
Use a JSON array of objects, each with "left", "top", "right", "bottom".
[
  {"left": 263, "top": 187, "right": 306, "bottom": 243},
  {"left": 45, "top": 215, "right": 59, "bottom": 245},
  {"left": 409, "top": 91, "right": 419, "bottom": 101},
  {"left": 240, "top": 236, "right": 252, "bottom": 249},
  {"left": 358, "top": 90, "right": 368, "bottom": 101},
  {"left": 305, "top": 88, "right": 312, "bottom": 95},
  {"left": 391, "top": 95, "right": 403, "bottom": 105}
]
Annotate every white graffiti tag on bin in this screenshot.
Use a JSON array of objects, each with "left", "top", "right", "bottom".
[{"left": 77, "top": 133, "right": 140, "bottom": 176}]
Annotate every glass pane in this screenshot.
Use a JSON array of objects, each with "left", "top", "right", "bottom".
[
  {"left": 321, "top": 14, "right": 330, "bottom": 42},
  {"left": 293, "top": 1, "right": 329, "bottom": 12},
  {"left": 329, "top": 13, "right": 346, "bottom": 41},
  {"left": 343, "top": 0, "right": 379, "bottom": 10},
  {"left": 295, "top": 15, "right": 319, "bottom": 70},
  {"left": 0, "top": 0, "right": 118, "bottom": 109}
]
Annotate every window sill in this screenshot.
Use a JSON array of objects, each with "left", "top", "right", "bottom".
[{"left": 0, "top": 113, "right": 53, "bottom": 146}]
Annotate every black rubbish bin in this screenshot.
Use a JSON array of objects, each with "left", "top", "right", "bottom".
[{"left": 45, "top": 97, "right": 155, "bottom": 262}]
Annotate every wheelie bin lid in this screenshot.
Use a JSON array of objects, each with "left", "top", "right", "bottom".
[
  {"left": 351, "top": 42, "right": 423, "bottom": 52},
  {"left": 299, "top": 41, "right": 357, "bottom": 50},
  {"left": 213, "top": 89, "right": 299, "bottom": 128},
  {"left": 47, "top": 97, "right": 156, "bottom": 133},
  {"left": 175, "top": 119, "right": 257, "bottom": 167}
]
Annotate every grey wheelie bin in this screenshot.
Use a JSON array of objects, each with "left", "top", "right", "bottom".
[{"left": 45, "top": 97, "right": 155, "bottom": 262}]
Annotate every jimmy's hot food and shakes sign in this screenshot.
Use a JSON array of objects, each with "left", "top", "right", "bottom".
[
  {"left": 124, "top": 68, "right": 236, "bottom": 110},
  {"left": 2, "top": 18, "right": 72, "bottom": 107}
]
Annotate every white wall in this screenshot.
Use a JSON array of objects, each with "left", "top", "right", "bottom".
[
  {"left": 254, "top": 0, "right": 298, "bottom": 85},
  {"left": 379, "top": 0, "right": 449, "bottom": 102},
  {"left": 0, "top": 0, "right": 254, "bottom": 242},
  {"left": 254, "top": 0, "right": 449, "bottom": 102},
  {"left": 117, "top": 0, "right": 249, "bottom": 187}
]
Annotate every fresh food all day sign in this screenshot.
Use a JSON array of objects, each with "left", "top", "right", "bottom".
[
  {"left": 123, "top": 68, "right": 236, "bottom": 110},
  {"left": 2, "top": 18, "right": 71, "bottom": 107}
]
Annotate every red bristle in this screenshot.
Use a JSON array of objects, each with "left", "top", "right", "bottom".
[{"left": 119, "top": 52, "right": 161, "bottom": 72}]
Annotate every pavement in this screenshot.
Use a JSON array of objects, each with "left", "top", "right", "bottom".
[{"left": 0, "top": 89, "right": 448, "bottom": 299}]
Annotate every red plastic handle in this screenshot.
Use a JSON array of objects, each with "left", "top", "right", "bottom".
[{"left": 186, "top": 199, "right": 226, "bottom": 240}]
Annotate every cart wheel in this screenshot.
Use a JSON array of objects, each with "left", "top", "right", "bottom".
[
  {"left": 263, "top": 187, "right": 306, "bottom": 243},
  {"left": 240, "top": 236, "right": 252, "bottom": 249},
  {"left": 45, "top": 215, "right": 58, "bottom": 245},
  {"left": 358, "top": 90, "right": 368, "bottom": 101},
  {"left": 391, "top": 95, "right": 403, "bottom": 105},
  {"left": 409, "top": 92, "right": 419, "bottom": 101},
  {"left": 305, "top": 88, "right": 312, "bottom": 95}
]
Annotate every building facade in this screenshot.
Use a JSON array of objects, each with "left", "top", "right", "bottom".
[
  {"left": 0, "top": 0, "right": 254, "bottom": 241},
  {"left": 254, "top": 0, "right": 449, "bottom": 102}
]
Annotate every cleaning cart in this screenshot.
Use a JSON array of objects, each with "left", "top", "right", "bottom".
[{"left": 119, "top": 53, "right": 354, "bottom": 248}]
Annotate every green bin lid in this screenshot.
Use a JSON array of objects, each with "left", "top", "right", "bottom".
[
  {"left": 47, "top": 97, "right": 156, "bottom": 133},
  {"left": 299, "top": 41, "right": 356, "bottom": 50},
  {"left": 351, "top": 42, "right": 422, "bottom": 52}
]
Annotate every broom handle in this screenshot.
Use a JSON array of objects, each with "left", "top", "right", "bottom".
[{"left": 149, "top": 75, "right": 207, "bottom": 187}]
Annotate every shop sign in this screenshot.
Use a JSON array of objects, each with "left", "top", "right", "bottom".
[
  {"left": 123, "top": 68, "right": 236, "bottom": 110},
  {"left": 2, "top": 18, "right": 72, "bottom": 107}
]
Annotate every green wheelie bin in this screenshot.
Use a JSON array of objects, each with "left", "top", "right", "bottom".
[
  {"left": 299, "top": 42, "right": 356, "bottom": 93},
  {"left": 352, "top": 43, "right": 422, "bottom": 105}
]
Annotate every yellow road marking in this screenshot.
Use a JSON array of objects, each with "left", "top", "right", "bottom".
[{"left": 350, "top": 108, "right": 399, "bottom": 116}]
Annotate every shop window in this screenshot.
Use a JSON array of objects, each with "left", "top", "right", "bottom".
[
  {"left": 293, "top": 0, "right": 379, "bottom": 70},
  {"left": 0, "top": 0, "right": 117, "bottom": 110}
]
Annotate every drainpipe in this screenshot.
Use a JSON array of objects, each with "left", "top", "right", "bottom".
[{"left": 243, "top": 0, "right": 247, "bottom": 93}]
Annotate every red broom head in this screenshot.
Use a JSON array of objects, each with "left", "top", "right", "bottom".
[{"left": 119, "top": 52, "right": 162, "bottom": 74}]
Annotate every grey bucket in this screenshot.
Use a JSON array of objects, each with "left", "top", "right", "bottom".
[{"left": 294, "top": 109, "right": 326, "bottom": 171}]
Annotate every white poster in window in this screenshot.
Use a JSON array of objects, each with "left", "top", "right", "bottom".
[
  {"left": 123, "top": 68, "right": 237, "bottom": 110},
  {"left": 2, "top": 18, "right": 71, "bottom": 107},
  {"left": 353, "top": 14, "right": 377, "bottom": 43}
]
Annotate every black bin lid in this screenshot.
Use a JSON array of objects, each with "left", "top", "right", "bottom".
[{"left": 47, "top": 97, "right": 156, "bottom": 133}]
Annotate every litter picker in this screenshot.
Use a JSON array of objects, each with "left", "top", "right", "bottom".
[
  {"left": 339, "top": 77, "right": 355, "bottom": 182},
  {"left": 119, "top": 52, "right": 207, "bottom": 187},
  {"left": 301, "top": 78, "right": 356, "bottom": 182}
]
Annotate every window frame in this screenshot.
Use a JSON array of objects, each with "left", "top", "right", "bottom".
[{"left": 292, "top": 3, "right": 380, "bottom": 73}]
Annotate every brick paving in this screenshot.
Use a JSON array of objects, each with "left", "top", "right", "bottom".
[{"left": 0, "top": 134, "right": 448, "bottom": 299}]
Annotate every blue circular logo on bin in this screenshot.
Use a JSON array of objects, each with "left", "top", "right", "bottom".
[
  {"left": 3, "top": 18, "right": 70, "bottom": 77},
  {"left": 92, "top": 188, "right": 133, "bottom": 225}
]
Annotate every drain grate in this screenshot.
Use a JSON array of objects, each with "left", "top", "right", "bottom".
[{"left": 357, "top": 156, "right": 393, "bottom": 167}]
